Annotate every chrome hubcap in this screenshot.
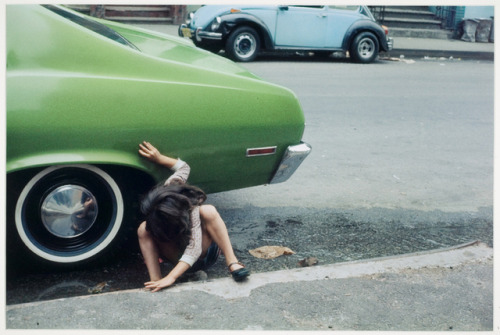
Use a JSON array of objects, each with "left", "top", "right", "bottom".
[
  {"left": 234, "top": 33, "right": 256, "bottom": 59},
  {"left": 41, "top": 185, "right": 98, "bottom": 238},
  {"left": 358, "top": 37, "right": 375, "bottom": 58}
]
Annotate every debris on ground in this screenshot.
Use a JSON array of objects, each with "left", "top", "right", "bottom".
[
  {"left": 249, "top": 246, "right": 295, "bottom": 259},
  {"left": 297, "top": 257, "right": 319, "bottom": 267},
  {"left": 88, "top": 282, "right": 108, "bottom": 294},
  {"left": 379, "top": 56, "right": 416, "bottom": 64}
]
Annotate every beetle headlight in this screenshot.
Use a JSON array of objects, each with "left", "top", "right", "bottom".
[
  {"left": 186, "top": 11, "right": 194, "bottom": 24},
  {"left": 211, "top": 16, "right": 222, "bottom": 31}
]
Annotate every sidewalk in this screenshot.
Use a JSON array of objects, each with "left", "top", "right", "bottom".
[
  {"left": 5, "top": 242, "right": 493, "bottom": 330},
  {"left": 136, "top": 24, "right": 494, "bottom": 61},
  {"left": 389, "top": 36, "right": 494, "bottom": 60}
]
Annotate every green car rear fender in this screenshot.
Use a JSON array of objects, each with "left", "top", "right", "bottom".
[{"left": 7, "top": 5, "right": 306, "bottom": 193}]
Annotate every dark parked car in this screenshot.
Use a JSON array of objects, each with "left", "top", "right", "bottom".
[{"left": 179, "top": 5, "right": 393, "bottom": 63}]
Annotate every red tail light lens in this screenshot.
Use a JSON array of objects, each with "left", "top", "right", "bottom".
[{"left": 246, "top": 146, "right": 277, "bottom": 157}]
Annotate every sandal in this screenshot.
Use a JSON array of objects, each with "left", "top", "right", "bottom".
[{"left": 228, "top": 262, "right": 250, "bottom": 282}]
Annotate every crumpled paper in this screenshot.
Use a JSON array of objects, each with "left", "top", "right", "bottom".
[{"left": 249, "top": 246, "right": 295, "bottom": 259}]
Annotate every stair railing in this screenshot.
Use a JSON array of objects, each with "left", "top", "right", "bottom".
[
  {"left": 368, "top": 6, "right": 386, "bottom": 24},
  {"left": 434, "top": 6, "right": 457, "bottom": 30}
]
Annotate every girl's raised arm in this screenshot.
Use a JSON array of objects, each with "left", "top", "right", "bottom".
[{"left": 138, "top": 141, "right": 178, "bottom": 168}]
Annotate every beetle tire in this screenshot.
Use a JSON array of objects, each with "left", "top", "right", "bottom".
[
  {"left": 10, "top": 165, "right": 129, "bottom": 268},
  {"left": 225, "top": 26, "right": 260, "bottom": 62},
  {"left": 350, "top": 31, "right": 379, "bottom": 63}
]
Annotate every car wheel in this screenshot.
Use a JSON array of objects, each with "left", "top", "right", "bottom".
[
  {"left": 350, "top": 31, "right": 379, "bottom": 63},
  {"left": 13, "top": 165, "right": 126, "bottom": 266},
  {"left": 225, "top": 26, "right": 260, "bottom": 62}
]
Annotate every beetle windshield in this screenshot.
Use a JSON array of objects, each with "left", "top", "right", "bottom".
[{"left": 43, "top": 5, "right": 139, "bottom": 50}]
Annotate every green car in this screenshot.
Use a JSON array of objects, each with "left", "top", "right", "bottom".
[{"left": 6, "top": 5, "right": 311, "bottom": 267}]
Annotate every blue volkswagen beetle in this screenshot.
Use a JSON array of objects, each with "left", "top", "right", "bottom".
[{"left": 179, "top": 5, "right": 393, "bottom": 63}]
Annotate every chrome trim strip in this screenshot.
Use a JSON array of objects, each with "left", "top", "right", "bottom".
[{"left": 270, "top": 142, "right": 312, "bottom": 184}]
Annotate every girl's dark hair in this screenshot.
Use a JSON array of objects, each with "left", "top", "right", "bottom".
[{"left": 140, "top": 184, "right": 206, "bottom": 251}]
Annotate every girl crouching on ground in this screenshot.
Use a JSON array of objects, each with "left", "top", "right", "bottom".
[{"left": 137, "top": 141, "right": 249, "bottom": 292}]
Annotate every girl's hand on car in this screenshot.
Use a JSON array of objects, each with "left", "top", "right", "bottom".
[
  {"left": 138, "top": 141, "right": 163, "bottom": 164},
  {"left": 139, "top": 141, "right": 180, "bottom": 169}
]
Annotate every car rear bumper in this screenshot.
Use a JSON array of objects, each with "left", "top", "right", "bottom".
[
  {"left": 270, "top": 142, "right": 312, "bottom": 184},
  {"left": 387, "top": 37, "right": 394, "bottom": 50}
]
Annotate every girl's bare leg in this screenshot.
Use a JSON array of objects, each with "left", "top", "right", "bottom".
[
  {"left": 200, "top": 205, "right": 244, "bottom": 271},
  {"left": 137, "top": 221, "right": 163, "bottom": 281}
]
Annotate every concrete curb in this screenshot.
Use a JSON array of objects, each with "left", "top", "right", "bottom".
[
  {"left": 386, "top": 48, "right": 494, "bottom": 61},
  {"left": 5, "top": 241, "right": 493, "bottom": 330},
  {"left": 124, "top": 240, "right": 494, "bottom": 300},
  {"left": 7, "top": 241, "right": 492, "bottom": 307}
]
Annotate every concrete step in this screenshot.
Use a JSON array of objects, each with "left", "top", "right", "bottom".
[
  {"left": 383, "top": 8, "right": 436, "bottom": 20},
  {"left": 104, "top": 5, "right": 171, "bottom": 22},
  {"left": 383, "top": 17, "right": 443, "bottom": 29},
  {"left": 386, "top": 6, "right": 430, "bottom": 11},
  {"left": 389, "top": 27, "right": 454, "bottom": 39},
  {"left": 65, "top": 5, "right": 176, "bottom": 24},
  {"left": 103, "top": 16, "right": 173, "bottom": 23},
  {"left": 104, "top": 5, "right": 170, "bottom": 12}
]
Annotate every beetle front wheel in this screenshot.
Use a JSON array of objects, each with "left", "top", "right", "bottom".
[
  {"left": 12, "top": 165, "right": 126, "bottom": 266},
  {"left": 225, "top": 26, "right": 260, "bottom": 62}
]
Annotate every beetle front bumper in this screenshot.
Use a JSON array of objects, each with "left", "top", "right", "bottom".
[
  {"left": 179, "top": 24, "right": 222, "bottom": 42},
  {"left": 270, "top": 142, "right": 312, "bottom": 184}
]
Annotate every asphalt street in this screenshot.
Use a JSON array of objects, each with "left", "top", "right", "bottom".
[{"left": 211, "top": 59, "right": 494, "bottom": 213}]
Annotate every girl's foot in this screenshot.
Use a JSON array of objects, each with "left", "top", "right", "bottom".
[{"left": 228, "top": 262, "right": 250, "bottom": 282}]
